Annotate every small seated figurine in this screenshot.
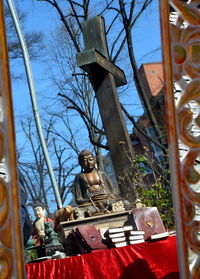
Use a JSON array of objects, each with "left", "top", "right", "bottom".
[
  {"left": 32, "top": 202, "right": 54, "bottom": 247},
  {"left": 73, "top": 150, "right": 119, "bottom": 217},
  {"left": 44, "top": 222, "right": 62, "bottom": 246}
]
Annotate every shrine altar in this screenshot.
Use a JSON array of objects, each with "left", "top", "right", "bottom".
[{"left": 26, "top": 236, "right": 179, "bottom": 279}]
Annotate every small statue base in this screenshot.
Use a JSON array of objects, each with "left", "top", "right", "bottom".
[
  {"left": 74, "top": 199, "right": 125, "bottom": 220},
  {"left": 85, "top": 210, "right": 111, "bottom": 218},
  {"left": 45, "top": 244, "right": 65, "bottom": 257},
  {"left": 36, "top": 246, "right": 46, "bottom": 258}
]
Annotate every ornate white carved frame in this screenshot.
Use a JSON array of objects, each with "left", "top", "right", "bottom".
[
  {"left": 0, "top": 0, "right": 199, "bottom": 278},
  {"left": 160, "top": 0, "right": 200, "bottom": 278}
]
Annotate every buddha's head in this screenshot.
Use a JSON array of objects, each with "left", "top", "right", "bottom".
[
  {"left": 78, "top": 150, "right": 96, "bottom": 172},
  {"left": 33, "top": 202, "right": 46, "bottom": 219}
]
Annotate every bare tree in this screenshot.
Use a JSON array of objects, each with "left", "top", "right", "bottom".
[
  {"left": 35, "top": 0, "right": 163, "bottom": 155},
  {"left": 43, "top": 24, "right": 107, "bottom": 167},
  {"left": 4, "top": 5, "right": 43, "bottom": 61},
  {"left": 18, "top": 116, "right": 76, "bottom": 213},
  {"left": 117, "top": 0, "right": 165, "bottom": 146}
]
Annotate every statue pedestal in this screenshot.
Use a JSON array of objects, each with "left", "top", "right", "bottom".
[
  {"left": 45, "top": 244, "right": 65, "bottom": 257},
  {"left": 56, "top": 211, "right": 129, "bottom": 255}
]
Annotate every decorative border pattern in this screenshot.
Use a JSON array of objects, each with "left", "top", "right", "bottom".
[
  {"left": 0, "top": 0, "right": 198, "bottom": 277},
  {"left": 0, "top": 1, "right": 24, "bottom": 278},
  {"left": 160, "top": 0, "right": 200, "bottom": 278}
]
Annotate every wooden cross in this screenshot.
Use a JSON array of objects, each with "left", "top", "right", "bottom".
[{"left": 77, "top": 16, "right": 135, "bottom": 197}]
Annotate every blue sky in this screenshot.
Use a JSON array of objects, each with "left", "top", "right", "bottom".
[{"left": 11, "top": 0, "right": 161, "bottom": 119}]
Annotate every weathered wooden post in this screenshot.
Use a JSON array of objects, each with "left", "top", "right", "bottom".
[{"left": 77, "top": 16, "right": 135, "bottom": 197}]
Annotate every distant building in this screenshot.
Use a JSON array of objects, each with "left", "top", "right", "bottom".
[
  {"left": 131, "top": 63, "right": 166, "bottom": 186},
  {"left": 137, "top": 62, "right": 200, "bottom": 185},
  {"left": 138, "top": 62, "right": 165, "bottom": 129},
  {"left": 139, "top": 63, "right": 164, "bottom": 99}
]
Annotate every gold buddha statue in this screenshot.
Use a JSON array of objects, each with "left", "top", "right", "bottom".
[{"left": 73, "top": 150, "right": 119, "bottom": 217}]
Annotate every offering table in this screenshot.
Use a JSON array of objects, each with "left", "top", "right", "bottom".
[{"left": 26, "top": 236, "right": 179, "bottom": 279}]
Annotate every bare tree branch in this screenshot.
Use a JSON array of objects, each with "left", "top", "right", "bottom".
[{"left": 120, "top": 104, "right": 167, "bottom": 152}]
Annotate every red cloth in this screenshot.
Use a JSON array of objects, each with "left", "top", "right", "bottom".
[{"left": 26, "top": 236, "right": 180, "bottom": 279}]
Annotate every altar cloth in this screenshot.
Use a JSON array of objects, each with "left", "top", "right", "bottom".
[{"left": 26, "top": 236, "right": 179, "bottom": 279}]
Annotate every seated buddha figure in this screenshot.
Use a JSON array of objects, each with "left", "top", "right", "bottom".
[{"left": 73, "top": 150, "right": 119, "bottom": 217}]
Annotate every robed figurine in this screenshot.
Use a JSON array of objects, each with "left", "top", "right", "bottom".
[{"left": 32, "top": 202, "right": 54, "bottom": 247}]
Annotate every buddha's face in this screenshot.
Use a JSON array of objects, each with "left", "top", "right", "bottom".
[
  {"left": 80, "top": 154, "right": 95, "bottom": 172},
  {"left": 34, "top": 206, "right": 45, "bottom": 219}
]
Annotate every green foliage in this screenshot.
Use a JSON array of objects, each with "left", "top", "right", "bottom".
[
  {"left": 118, "top": 149, "right": 175, "bottom": 229},
  {"left": 118, "top": 154, "right": 144, "bottom": 205},
  {"left": 24, "top": 248, "right": 37, "bottom": 263},
  {"left": 135, "top": 154, "right": 147, "bottom": 163},
  {"left": 141, "top": 178, "right": 175, "bottom": 228}
]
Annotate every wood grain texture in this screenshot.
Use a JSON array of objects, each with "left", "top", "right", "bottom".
[
  {"left": 0, "top": 1, "right": 24, "bottom": 278},
  {"left": 160, "top": 0, "right": 200, "bottom": 278}
]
